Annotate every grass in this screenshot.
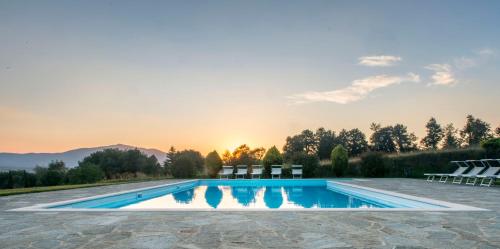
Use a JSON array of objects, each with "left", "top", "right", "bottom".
[{"left": 0, "top": 177, "right": 171, "bottom": 197}]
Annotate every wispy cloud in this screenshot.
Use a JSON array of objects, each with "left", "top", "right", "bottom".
[
  {"left": 453, "top": 57, "right": 477, "bottom": 69},
  {"left": 425, "top": 64, "right": 456, "bottom": 86},
  {"left": 358, "top": 55, "right": 402, "bottom": 67},
  {"left": 288, "top": 73, "right": 420, "bottom": 104},
  {"left": 454, "top": 48, "right": 496, "bottom": 69},
  {"left": 476, "top": 48, "right": 496, "bottom": 56}
]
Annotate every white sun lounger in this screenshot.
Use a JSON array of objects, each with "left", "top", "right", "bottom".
[
  {"left": 476, "top": 159, "right": 500, "bottom": 187},
  {"left": 235, "top": 165, "right": 248, "bottom": 179},
  {"left": 219, "top": 166, "right": 234, "bottom": 179},
  {"left": 271, "top": 165, "right": 282, "bottom": 179},
  {"left": 424, "top": 161, "right": 469, "bottom": 183},
  {"left": 452, "top": 160, "right": 486, "bottom": 184},
  {"left": 251, "top": 165, "right": 263, "bottom": 179},
  {"left": 292, "top": 165, "right": 303, "bottom": 179}
]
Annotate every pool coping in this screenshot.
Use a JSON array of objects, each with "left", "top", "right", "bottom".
[{"left": 9, "top": 179, "right": 488, "bottom": 212}]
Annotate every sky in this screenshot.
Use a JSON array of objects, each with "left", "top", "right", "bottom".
[{"left": 0, "top": 0, "right": 499, "bottom": 155}]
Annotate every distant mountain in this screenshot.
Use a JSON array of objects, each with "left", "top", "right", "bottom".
[{"left": 0, "top": 144, "right": 167, "bottom": 171}]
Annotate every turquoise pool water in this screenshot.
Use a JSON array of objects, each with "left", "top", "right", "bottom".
[{"left": 48, "top": 180, "right": 446, "bottom": 210}]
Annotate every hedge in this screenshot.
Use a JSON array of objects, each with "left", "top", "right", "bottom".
[{"left": 348, "top": 147, "right": 498, "bottom": 178}]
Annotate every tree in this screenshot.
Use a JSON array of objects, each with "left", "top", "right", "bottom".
[
  {"left": 315, "top": 128, "right": 337, "bottom": 160},
  {"left": 290, "top": 152, "right": 319, "bottom": 178},
  {"left": 45, "top": 161, "right": 67, "bottom": 186},
  {"left": 81, "top": 148, "right": 161, "bottom": 179},
  {"left": 171, "top": 154, "right": 197, "bottom": 178},
  {"left": 205, "top": 151, "right": 223, "bottom": 178},
  {"left": 283, "top": 129, "right": 318, "bottom": 160},
  {"left": 221, "top": 150, "right": 232, "bottom": 165},
  {"left": 230, "top": 144, "right": 264, "bottom": 166},
  {"left": 442, "top": 123, "right": 460, "bottom": 149},
  {"left": 141, "top": 155, "right": 162, "bottom": 176},
  {"left": 301, "top": 129, "right": 317, "bottom": 154},
  {"left": 370, "top": 124, "right": 396, "bottom": 153},
  {"left": 262, "top": 146, "right": 283, "bottom": 178},
  {"left": 250, "top": 147, "right": 266, "bottom": 161},
  {"left": 331, "top": 145, "right": 348, "bottom": 177},
  {"left": 392, "top": 124, "right": 418, "bottom": 152},
  {"left": 338, "top": 128, "right": 368, "bottom": 157},
  {"left": 164, "top": 146, "right": 177, "bottom": 175},
  {"left": 460, "top": 115, "right": 491, "bottom": 146},
  {"left": 495, "top": 126, "right": 500, "bottom": 137},
  {"left": 481, "top": 138, "right": 500, "bottom": 158},
  {"left": 166, "top": 149, "right": 204, "bottom": 177},
  {"left": 421, "top": 117, "right": 444, "bottom": 149},
  {"left": 67, "top": 162, "right": 105, "bottom": 184},
  {"left": 34, "top": 166, "right": 49, "bottom": 186}
]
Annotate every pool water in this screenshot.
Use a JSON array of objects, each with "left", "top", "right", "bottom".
[
  {"left": 49, "top": 180, "right": 447, "bottom": 210},
  {"left": 122, "top": 185, "right": 386, "bottom": 209}
]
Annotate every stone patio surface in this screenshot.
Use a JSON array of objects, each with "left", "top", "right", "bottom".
[{"left": 0, "top": 178, "right": 499, "bottom": 249}]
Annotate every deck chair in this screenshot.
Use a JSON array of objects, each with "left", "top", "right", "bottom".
[
  {"left": 424, "top": 161, "right": 469, "bottom": 183},
  {"left": 271, "top": 165, "right": 282, "bottom": 179},
  {"left": 235, "top": 165, "right": 248, "bottom": 179},
  {"left": 251, "top": 165, "right": 263, "bottom": 179},
  {"left": 292, "top": 165, "right": 303, "bottom": 179},
  {"left": 452, "top": 160, "right": 486, "bottom": 184},
  {"left": 477, "top": 159, "right": 500, "bottom": 187},
  {"left": 218, "top": 166, "right": 234, "bottom": 179}
]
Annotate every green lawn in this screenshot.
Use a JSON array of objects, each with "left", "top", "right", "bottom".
[{"left": 0, "top": 178, "right": 171, "bottom": 197}]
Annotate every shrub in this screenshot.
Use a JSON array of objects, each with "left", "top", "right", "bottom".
[
  {"left": 262, "top": 146, "right": 283, "bottom": 178},
  {"left": 205, "top": 151, "right": 223, "bottom": 178},
  {"left": 360, "top": 152, "right": 386, "bottom": 177},
  {"left": 331, "top": 145, "right": 348, "bottom": 177},
  {"left": 481, "top": 138, "right": 500, "bottom": 158},
  {"left": 290, "top": 152, "right": 319, "bottom": 178}
]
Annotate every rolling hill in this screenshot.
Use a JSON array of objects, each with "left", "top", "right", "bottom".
[{"left": 0, "top": 144, "right": 167, "bottom": 171}]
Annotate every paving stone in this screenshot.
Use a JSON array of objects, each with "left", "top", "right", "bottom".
[{"left": 0, "top": 179, "right": 499, "bottom": 248}]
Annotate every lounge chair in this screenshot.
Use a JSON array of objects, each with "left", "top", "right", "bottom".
[
  {"left": 424, "top": 161, "right": 469, "bottom": 183},
  {"left": 219, "top": 166, "right": 234, "bottom": 179},
  {"left": 292, "top": 165, "right": 303, "bottom": 179},
  {"left": 235, "top": 165, "right": 248, "bottom": 179},
  {"left": 452, "top": 160, "right": 486, "bottom": 184},
  {"left": 251, "top": 165, "right": 263, "bottom": 179},
  {"left": 476, "top": 159, "right": 500, "bottom": 187},
  {"left": 271, "top": 165, "right": 282, "bottom": 179}
]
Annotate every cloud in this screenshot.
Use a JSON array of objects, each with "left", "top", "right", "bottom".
[
  {"left": 358, "top": 55, "right": 402, "bottom": 67},
  {"left": 453, "top": 57, "right": 477, "bottom": 69},
  {"left": 288, "top": 73, "right": 420, "bottom": 104},
  {"left": 476, "top": 48, "right": 495, "bottom": 56},
  {"left": 425, "top": 64, "right": 456, "bottom": 86}
]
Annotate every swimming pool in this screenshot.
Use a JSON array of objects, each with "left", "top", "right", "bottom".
[{"left": 14, "top": 179, "right": 485, "bottom": 211}]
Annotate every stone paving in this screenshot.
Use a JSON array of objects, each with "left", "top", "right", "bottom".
[{"left": 0, "top": 178, "right": 499, "bottom": 249}]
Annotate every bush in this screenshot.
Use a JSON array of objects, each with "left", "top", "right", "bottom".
[
  {"left": 205, "top": 151, "right": 223, "bottom": 178},
  {"left": 481, "top": 138, "right": 500, "bottom": 158},
  {"left": 262, "top": 146, "right": 283, "bottom": 178},
  {"left": 331, "top": 145, "right": 348, "bottom": 177},
  {"left": 290, "top": 152, "right": 319, "bottom": 178},
  {"left": 360, "top": 152, "right": 386, "bottom": 177}
]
